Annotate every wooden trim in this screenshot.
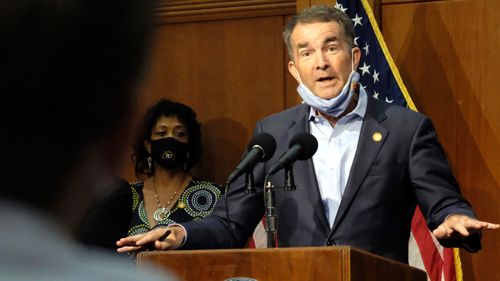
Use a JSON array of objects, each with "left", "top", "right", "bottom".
[
  {"left": 381, "top": 0, "right": 453, "bottom": 4},
  {"left": 342, "top": 247, "right": 351, "bottom": 281},
  {"left": 154, "top": 0, "right": 296, "bottom": 24},
  {"left": 295, "top": 0, "right": 381, "bottom": 24}
]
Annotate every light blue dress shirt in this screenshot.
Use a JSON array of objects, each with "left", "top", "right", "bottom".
[{"left": 308, "top": 90, "right": 367, "bottom": 228}]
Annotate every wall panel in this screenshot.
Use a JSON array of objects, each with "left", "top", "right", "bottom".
[
  {"left": 381, "top": 0, "right": 500, "bottom": 279},
  {"left": 155, "top": 0, "right": 295, "bottom": 23}
]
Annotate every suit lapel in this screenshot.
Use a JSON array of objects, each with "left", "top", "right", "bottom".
[
  {"left": 287, "top": 105, "right": 330, "bottom": 233},
  {"left": 329, "top": 98, "right": 389, "bottom": 236}
]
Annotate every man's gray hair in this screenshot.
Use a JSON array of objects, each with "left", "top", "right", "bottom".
[{"left": 283, "top": 5, "right": 355, "bottom": 60}]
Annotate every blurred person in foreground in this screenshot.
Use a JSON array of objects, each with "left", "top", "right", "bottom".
[
  {"left": 0, "top": 0, "right": 177, "bottom": 280},
  {"left": 79, "top": 99, "right": 223, "bottom": 255},
  {"left": 115, "top": 5, "right": 499, "bottom": 264}
]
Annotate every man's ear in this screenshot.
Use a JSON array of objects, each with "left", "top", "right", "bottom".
[
  {"left": 288, "top": 60, "right": 301, "bottom": 84},
  {"left": 352, "top": 47, "right": 362, "bottom": 70}
]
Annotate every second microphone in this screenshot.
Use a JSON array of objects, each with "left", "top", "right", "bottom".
[{"left": 226, "top": 132, "right": 277, "bottom": 184}]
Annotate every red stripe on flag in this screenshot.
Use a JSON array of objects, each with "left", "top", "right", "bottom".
[
  {"left": 412, "top": 206, "right": 444, "bottom": 281},
  {"left": 443, "top": 247, "right": 457, "bottom": 281},
  {"left": 247, "top": 237, "right": 256, "bottom": 248}
]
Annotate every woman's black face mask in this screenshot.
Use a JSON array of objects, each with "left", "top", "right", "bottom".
[{"left": 150, "top": 137, "right": 188, "bottom": 170}]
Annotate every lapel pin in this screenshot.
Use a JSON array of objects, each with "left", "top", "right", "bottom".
[{"left": 372, "top": 132, "right": 383, "bottom": 142}]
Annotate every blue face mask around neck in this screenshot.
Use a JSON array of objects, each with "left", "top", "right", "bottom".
[{"left": 296, "top": 70, "right": 360, "bottom": 118}]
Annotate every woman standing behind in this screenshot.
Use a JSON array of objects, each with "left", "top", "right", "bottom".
[{"left": 79, "top": 99, "right": 223, "bottom": 253}]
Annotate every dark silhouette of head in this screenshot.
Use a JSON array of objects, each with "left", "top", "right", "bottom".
[{"left": 0, "top": 0, "right": 155, "bottom": 221}]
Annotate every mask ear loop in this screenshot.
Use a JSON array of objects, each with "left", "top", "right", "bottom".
[
  {"left": 350, "top": 48, "right": 360, "bottom": 94},
  {"left": 291, "top": 61, "right": 304, "bottom": 84},
  {"left": 351, "top": 48, "right": 355, "bottom": 72}
]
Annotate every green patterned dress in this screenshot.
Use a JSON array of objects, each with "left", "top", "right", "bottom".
[
  {"left": 127, "top": 178, "right": 223, "bottom": 236},
  {"left": 78, "top": 177, "right": 223, "bottom": 252}
]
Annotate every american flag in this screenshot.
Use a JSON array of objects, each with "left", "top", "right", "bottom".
[
  {"left": 250, "top": 1, "right": 462, "bottom": 281},
  {"left": 335, "top": 0, "right": 410, "bottom": 107}
]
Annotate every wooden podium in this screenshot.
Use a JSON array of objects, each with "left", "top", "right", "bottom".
[{"left": 137, "top": 246, "right": 426, "bottom": 281}]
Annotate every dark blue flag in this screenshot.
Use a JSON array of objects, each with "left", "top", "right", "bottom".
[{"left": 336, "top": 0, "right": 415, "bottom": 109}]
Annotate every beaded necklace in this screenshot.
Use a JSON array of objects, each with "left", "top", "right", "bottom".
[{"left": 152, "top": 174, "right": 187, "bottom": 222}]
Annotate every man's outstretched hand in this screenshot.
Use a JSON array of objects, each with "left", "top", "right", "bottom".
[
  {"left": 116, "top": 225, "right": 186, "bottom": 253},
  {"left": 433, "top": 214, "right": 499, "bottom": 239}
]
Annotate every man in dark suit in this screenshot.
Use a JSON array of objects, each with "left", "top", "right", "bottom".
[{"left": 116, "top": 5, "right": 498, "bottom": 263}]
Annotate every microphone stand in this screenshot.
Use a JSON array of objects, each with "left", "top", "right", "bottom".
[
  {"left": 263, "top": 167, "right": 296, "bottom": 248},
  {"left": 284, "top": 166, "right": 296, "bottom": 191},
  {"left": 264, "top": 178, "right": 277, "bottom": 248},
  {"left": 244, "top": 170, "right": 256, "bottom": 194}
]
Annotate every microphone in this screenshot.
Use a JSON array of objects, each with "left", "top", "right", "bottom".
[
  {"left": 226, "top": 132, "right": 276, "bottom": 184},
  {"left": 268, "top": 133, "right": 318, "bottom": 175}
]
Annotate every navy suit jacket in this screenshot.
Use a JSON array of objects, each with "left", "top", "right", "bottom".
[{"left": 182, "top": 96, "right": 478, "bottom": 263}]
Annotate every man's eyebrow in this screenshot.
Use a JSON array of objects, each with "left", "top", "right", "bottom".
[
  {"left": 296, "top": 42, "right": 309, "bottom": 50},
  {"left": 324, "top": 36, "right": 339, "bottom": 44},
  {"left": 296, "top": 36, "right": 339, "bottom": 50}
]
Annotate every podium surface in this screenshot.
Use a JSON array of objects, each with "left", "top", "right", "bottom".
[{"left": 137, "top": 246, "right": 426, "bottom": 281}]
